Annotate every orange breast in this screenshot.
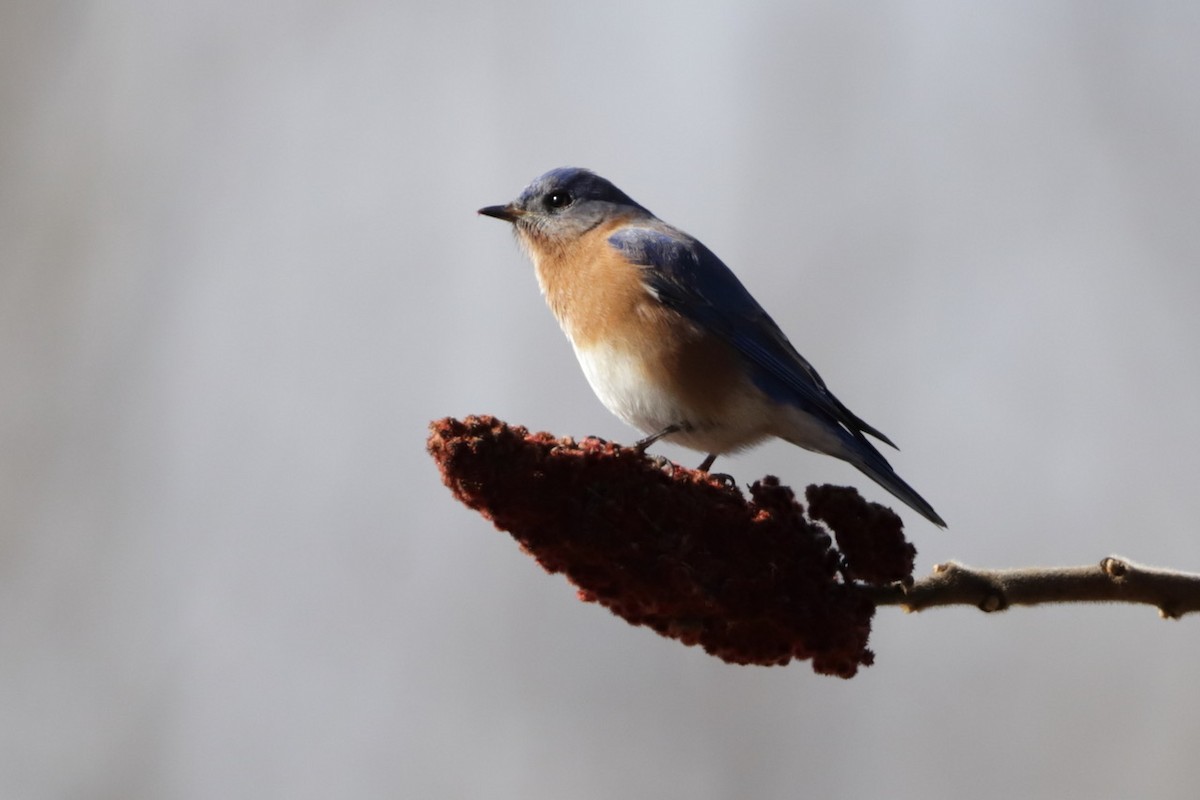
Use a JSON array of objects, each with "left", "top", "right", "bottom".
[{"left": 526, "top": 219, "right": 754, "bottom": 430}]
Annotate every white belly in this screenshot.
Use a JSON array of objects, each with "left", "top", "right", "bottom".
[
  {"left": 572, "top": 341, "right": 775, "bottom": 454},
  {"left": 575, "top": 341, "right": 678, "bottom": 432}
]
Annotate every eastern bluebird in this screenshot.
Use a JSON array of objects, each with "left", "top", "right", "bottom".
[{"left": 479, "top": 167, "right": 945, "bottom": 527}]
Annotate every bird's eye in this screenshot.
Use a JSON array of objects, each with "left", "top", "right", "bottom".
[{"left": 544, "top": 191, "right": 572, "bottom": 210}]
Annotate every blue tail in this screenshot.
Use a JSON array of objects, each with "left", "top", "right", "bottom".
[{"left": 843, "top": 436, "right": 946, "bottom": 528}]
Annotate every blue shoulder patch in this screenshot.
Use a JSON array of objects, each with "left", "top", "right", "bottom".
[{"left": 607, "top": 227, "right": 758, "bottom": 311}]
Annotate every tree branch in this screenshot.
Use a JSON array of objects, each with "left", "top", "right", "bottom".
[
  {"left": 428, "top": 415, "right": 1198, "bottom": 677},
  {"left": 867, "top": 558, "right": 1200, "bottom": 618}
]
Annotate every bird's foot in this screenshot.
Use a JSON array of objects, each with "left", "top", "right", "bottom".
[
  {"left": 707, "top": 472, "right": 737, "bottom": 488},
  {"left": 643, "top": 454, "right": 676, "bottom": 475}
]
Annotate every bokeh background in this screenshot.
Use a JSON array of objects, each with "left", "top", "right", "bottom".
[{"left": 3, "top": 2, "right": 1199, "bottom": 797}]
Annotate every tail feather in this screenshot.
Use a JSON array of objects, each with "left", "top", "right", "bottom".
[
  {"left": 845, "top": 437, "right": 946, "bottom": 528},
  {"left": 774, "top": 407, "right": 945, "bottom": 527}
]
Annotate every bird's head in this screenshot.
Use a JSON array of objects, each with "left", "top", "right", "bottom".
[{"left": 478, "top": 167, "right": 649, "bottom": 247}]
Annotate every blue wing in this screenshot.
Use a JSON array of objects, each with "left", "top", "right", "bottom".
[{"left": 608, "top": 225, "right": 897, "bottom": 449}]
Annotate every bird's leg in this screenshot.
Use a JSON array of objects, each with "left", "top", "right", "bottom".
[
  {"left": 633, "top": 423, "right": 682, "bottom": 454},
  {"left": 696, "top": 453, "right": 734, "bottom": 486}
]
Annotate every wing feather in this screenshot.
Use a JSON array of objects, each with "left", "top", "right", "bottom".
[{"left": 607, "top": 226, "right": 896, "bottom": 448}]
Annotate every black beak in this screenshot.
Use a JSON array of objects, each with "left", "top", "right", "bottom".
[{"left": 478, "top": 204, "right": 521, "bottom": 222}]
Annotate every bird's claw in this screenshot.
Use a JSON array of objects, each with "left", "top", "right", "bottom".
[
  {"left": 643, "top": 453, "right": 675, "bottom": 474},
  {"left": 708, "top": 472, "right": 736, "bottom": 488}
]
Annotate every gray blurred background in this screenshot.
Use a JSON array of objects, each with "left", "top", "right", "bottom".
[{"left": 3, "top": 1, "right": 1199, "bottom": 798}]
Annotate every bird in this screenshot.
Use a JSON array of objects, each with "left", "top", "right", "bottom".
[{"left": 478, "top": 167, "right": 945, "bottom": 527}]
